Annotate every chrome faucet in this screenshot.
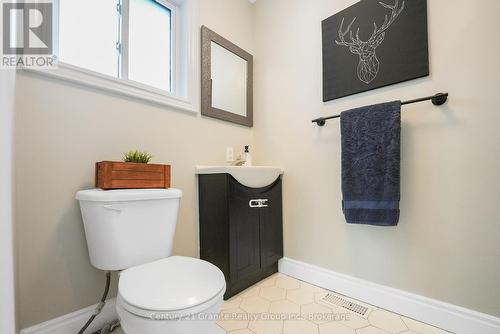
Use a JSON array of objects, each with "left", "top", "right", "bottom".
[
  {"left": 231, "top": 156, "right": 246, "bottom": 166},
  {"left": 231, "top": 145, "right": 250, "bottom": 166}
]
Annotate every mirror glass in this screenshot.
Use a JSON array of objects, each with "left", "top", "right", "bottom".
[{"left": 210, "top": 41, "right": 248, "bottom": 117}]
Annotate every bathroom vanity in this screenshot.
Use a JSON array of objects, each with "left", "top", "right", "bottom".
[{"left": 196, "top": 166, "right": 284, "bottom": 299}]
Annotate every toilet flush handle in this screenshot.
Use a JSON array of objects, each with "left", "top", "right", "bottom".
[{"left": 103, "top": 204, "right": 124, "bottom": 213}]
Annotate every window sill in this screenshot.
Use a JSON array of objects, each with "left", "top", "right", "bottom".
[{"left": 25, "top": 61, "right": 199, "bottom": 113}]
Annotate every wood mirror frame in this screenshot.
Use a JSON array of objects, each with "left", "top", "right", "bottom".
[{"left": 201, "top": 26, "right": 253, "bottom": 127}]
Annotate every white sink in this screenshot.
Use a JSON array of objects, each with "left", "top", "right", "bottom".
[{"left": 196, "top": 166, "right": 284, "bottom": 188}]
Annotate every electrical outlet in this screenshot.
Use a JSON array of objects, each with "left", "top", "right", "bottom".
[{"left": 226, "top": 147, "right": 234, "bottom": 162}]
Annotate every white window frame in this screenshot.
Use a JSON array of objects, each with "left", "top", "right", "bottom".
[{"left": 28, "top": 0, "right": 200, "bottom": 113}]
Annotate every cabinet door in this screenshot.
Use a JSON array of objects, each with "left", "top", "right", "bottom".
[
  {"left": 229, "top": 178, "right": 261, "bottom": 282},
  {"left": 198, "top": 174, "right": 230, "bottom": 281},
  {"left": 259, "top": 179, "right": 283, "bottom": 268}
]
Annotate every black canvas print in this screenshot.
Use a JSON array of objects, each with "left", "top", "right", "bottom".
[{"left": 322, "top": 0, "right": 429, "bottom": 102}]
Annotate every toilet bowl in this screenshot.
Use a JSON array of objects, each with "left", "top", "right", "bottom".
[
  {"left": 116, "top": 256, "right": 226, "bottom": 334},
  {"left": 76, "top": 188, "right": 226, "bottom": 334}
]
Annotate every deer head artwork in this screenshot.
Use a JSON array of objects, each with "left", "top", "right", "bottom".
[{"left": 335, "top": 0, "right": 405, "bottom": 84}]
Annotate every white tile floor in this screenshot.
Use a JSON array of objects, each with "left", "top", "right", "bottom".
[{"left": 114, "top": 273, "right": 451, "bottom": 334}]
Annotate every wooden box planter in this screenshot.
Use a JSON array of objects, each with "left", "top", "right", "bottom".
[{"left": 96, "top": 161, "right": 171, "bottom": 190}]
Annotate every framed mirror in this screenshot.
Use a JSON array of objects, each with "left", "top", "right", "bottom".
[{"left": 201, "top": 26, "right": 253, "bottom": 127}]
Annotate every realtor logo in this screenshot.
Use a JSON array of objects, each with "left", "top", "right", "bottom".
[{"left": 2, "top": 0, "right": 57, "bottom": 68}]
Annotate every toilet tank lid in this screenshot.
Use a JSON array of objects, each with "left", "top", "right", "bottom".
[{"left": 76, "top": 188, "right": 182, "bottom": 202}]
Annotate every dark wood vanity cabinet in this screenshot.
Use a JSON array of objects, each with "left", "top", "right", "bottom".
[{"left": 198, "top": 174, "right": 283, "bottom": 299}]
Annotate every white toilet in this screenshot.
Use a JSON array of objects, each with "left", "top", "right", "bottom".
[{"left": 76, "top": 188, "right": 226, "bottom": 334}]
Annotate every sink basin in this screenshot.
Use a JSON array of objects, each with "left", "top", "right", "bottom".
[{"left": 196, "top": 166, "right": 284, "bottom": 188}]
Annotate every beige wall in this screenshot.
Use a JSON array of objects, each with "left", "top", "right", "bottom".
[
  {"left": 14, "top": 0, "right": 255, "bottom": 328},
  {"left": 253, "top": 0, "right": 500, "bottom": 317}
]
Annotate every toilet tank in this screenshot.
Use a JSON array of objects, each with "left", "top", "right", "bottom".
[{"left": 76, "top": 188, "right": 182, "bottom": 271}]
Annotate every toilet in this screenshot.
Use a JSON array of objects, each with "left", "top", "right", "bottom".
[{"left": 76, "top": 188, "right": 226, "bottom": 334}]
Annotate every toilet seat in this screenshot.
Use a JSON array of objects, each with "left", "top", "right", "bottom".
[{"left": 118, "top": 256, "right": 226, "bottom": 318}]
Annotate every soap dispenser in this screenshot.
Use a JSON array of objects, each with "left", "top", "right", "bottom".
[{"left": 243, "top": 146, "right": 252, "bottom": 166}]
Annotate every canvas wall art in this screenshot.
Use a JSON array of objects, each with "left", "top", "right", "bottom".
[{"left": 322, "top": 0, "right": 429, "bottom": 102}]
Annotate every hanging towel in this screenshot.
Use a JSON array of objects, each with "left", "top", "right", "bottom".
[{"left": 340, "top": 101, "right": 401, "bottom": 226}]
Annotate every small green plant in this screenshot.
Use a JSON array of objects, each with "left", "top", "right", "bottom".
[{"left": 123, "top": 150, "right": 153, "bottom": 164}]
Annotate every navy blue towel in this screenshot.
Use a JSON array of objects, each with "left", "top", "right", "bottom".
[{"left": 340, "top": 101, "right": 401, "bottom": 226}]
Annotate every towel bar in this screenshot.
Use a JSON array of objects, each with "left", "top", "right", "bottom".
[{"left": 312, "top": 93, "right": 449, "bottom": 126}]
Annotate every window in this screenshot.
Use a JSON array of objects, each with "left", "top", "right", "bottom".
[
  {"left": 128, "top": 0, "right": 173, "bottom": 91},
  {"left": 59, "top": 0, "right": 119, "bottom": 77},
  {"left": 59, "top": 0, "right": 176, "bottom": 93},
  {"left": 35, "top": 0, "right": 198, "bottom": 112}
]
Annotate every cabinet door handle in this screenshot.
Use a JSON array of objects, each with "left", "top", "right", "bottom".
[
  {"left": 249, "top": 199, "right": 269, "bottom": 208},
  {"left": 249, "top": 199, "right": 261, "bottom": 208}
]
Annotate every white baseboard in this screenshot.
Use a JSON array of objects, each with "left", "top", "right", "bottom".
[
  {"left": 20, "top": 298, "right": 118, "bottom": 334},
  {"left": 279, "top": 257, "right": 500, "bottom": 334}
]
